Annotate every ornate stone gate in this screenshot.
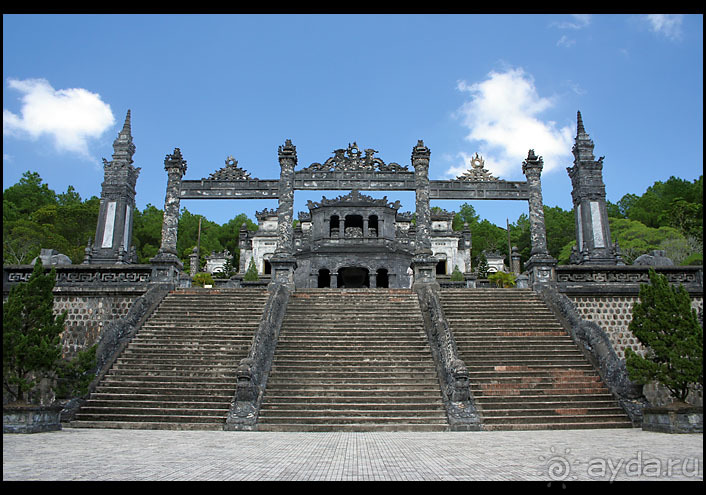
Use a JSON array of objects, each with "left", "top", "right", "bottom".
[{"left": 150, "top": 138, "right": 565, "bottom": 290}]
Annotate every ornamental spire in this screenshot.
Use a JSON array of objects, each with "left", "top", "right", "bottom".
[
  {"left": 572, "top": 110, "right": 595, "bottom": 164},
  {"left": 111, "top": 109, "right": 136, "bottom": 164}
]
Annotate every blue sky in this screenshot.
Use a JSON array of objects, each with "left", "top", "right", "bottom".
[{"left": 3, "top": 14, "right": 703, "bottom": 229}]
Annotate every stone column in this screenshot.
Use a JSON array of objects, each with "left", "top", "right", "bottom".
[
  {"left": 90, "top": 110, "right": 141, "bottom": 264},
  {"left": 567, "top": 111, "right": 618, "bottom": 265},
  {"left": 151, "top": 148, "right": 187, "bottom": 282},
  {"left": 411, "top": 140, "right": 438, "bottom": 288},
  {"left": 510, "top": 246, "right": 521, "bottom": 275},
  {"left": 522, "top": 150, "right": 556, "bottom": 289},
  {"left": 270, "top": 139, "right": 297, "bottom": 289}
]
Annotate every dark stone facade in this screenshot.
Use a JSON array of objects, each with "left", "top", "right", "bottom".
[
  {"left": 567, "top": 111, "right": 620, "bottom": 265},
  {"left": 87, "top": 111, "right": 140, "bottom": 265},
  {"left": 240, "top": 189, "right": 472, "bottom": 289}
]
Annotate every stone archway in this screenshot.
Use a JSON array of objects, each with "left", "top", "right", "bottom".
[{"left": 337, "top": 267, "right": 369, "bottom": 288}]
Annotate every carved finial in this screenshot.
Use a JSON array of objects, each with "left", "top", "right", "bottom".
[
  {"left": 577, "top": 110, "right": 585, "bottom": 136},
  {"left": 123, "top": 109, "right": 131, "bottom": 132},
  {"left": 111, "top": 109, "right": 136, "bottom": 164}
]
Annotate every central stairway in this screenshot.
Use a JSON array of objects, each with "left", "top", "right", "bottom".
[
  {"left": 71, "top": 289, "right": 268, "bottom": 430},
  {"left": 257, "top": 289, "right": 449, "bottom": 431},
  {"left": 440, "top": 288, "right": 633, "bottom": 431}
]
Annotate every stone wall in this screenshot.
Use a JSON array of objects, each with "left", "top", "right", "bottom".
[
  {"left": 52, "top": 292, "right": 140, "bottom": 357},
  {"left": 4, "top": 264, "right": 152, "bottom": 359},
  {"left": 569, "top": 295, "right": 703, "bottom": 360},
  {"left": 556, "top": 265, "right": 703, "bottom": 407}
]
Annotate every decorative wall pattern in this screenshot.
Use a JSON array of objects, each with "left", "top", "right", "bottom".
[{"left": 569, "top": 295, "right": 703, "bottom": 360}]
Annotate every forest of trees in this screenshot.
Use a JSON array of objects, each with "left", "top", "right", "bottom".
[{"left": 3, "top": 171, "right": 703, "bottom": 272}]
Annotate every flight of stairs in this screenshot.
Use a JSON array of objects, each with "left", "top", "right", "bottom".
[
  {"left": 257, "top": 289, "right": 449, "bottom": 431},
  {"left": 440, "top": 288, "right": 633, "bottom": 431},
  {"left": 71, "top": 289, "right": 268, "bottom": 430}
]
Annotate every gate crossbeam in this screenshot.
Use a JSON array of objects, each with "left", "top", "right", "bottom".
[{"left": 180, "top": 174, "right": 529, "bottom": 201}]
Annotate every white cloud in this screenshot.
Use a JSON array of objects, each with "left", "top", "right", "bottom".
[
  {"left": 3, "top": 78, "right": 115, "bottom": 159},
  {"left": 451, "top": 68, "right": 574, "bottom": 179},
  {"left": 551, "top": 14, "right": 592, "bottom": 30},
  {"left": 556, "top": 35, "right": 576, "bottom": 48},
  {"left": 643, "top": 14, "right": 684, "bottom": 41}
]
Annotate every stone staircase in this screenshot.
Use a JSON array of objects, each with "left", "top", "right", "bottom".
[
  {"left": 71, "top": 289, "right": 268, "bottom": 430},
  {"left": 440, "top": 288, "right": 633, "bottom": 431},
  {"left": 257, "top": 289, "right": 449, "bottom": 431}
]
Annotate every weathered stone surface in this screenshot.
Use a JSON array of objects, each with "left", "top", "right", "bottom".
[
  {"left": 567, "top": 111, "right": 618, "bottom": 265},
  {"left": 90, "top": 110, "right": 140, "bottom": 265},
  {"left": 4, "top": 404, "right": 63, "bottom": 433},
  {"left": 537, "top": 286, "right": 648, "bottom": 424},
  {"left": 225, "top": 282, "right": 291, "bottom": 430},
  {"left": 642, "top": 405, "right": 703, "bottom": 433}
]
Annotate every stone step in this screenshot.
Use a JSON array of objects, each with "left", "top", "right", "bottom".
[
  {"left": 258, "top": 291, "right": 448, "bottom": 431},
  {"left": 439, "top": 289, "right": 632, "bottom": 431},
  {"left": 69, "top": 421, "right": 226, "bottom": 431},
  {"left": 255, "top": 423, "right": 448, "bottom": 432},
  {"left": 73, "top": 412, "right": 227, "bottom": 423},
  {"left": 73, "top": 289, "right": 269, "bottom": 430}
]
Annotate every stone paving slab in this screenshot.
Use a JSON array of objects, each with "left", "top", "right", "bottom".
[{"left": 3, "top": 427, "right": 702, "bottom": 481}]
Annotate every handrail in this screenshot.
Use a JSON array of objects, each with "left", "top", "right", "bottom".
[
  {"left": 225, "top": 282, "right": 290, "bottom": 430},
  {"left": 414, "top": 283, "right": 481, "bottom": 430}
]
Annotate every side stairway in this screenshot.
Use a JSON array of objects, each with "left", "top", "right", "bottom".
[
  {"left": 440, "top": 288, "right": 633, "bottom": 431},
  {"left": 257, "top": 289, "right": 449, "bottom": 431},
  {"left": 71, "top": 289, "right": 268, "bottom": 430}
]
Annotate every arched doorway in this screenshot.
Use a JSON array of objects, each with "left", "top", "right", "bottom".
[
  {"left": 376, "top": 268, "right": 389, "bottom": 288},
  {"left": 317, "top": 268, "right": 331, "bottom": 288},
  {"left": 337, "top": 267, "right": 369, "bottom": 288}
]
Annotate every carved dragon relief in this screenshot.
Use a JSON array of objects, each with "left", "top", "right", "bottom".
[
  {"left": 456, "top": 153, "right": 501, "bottom": 182},
  {"left": 300, "top": 142, "right": 409, "bottom": 173},
  {"left": 203, "top": 156, "right": 258, "bottom": 181}
]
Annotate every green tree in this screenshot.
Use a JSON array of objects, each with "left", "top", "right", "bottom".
[
  {"left": 192, "top": 272, "right": 214, "bottom": 287},
  {"left": 3, "top": 171, "right": 57, "bottom": 223},
  {"left": 609, "top": 217, "right": 689, "bottom": 264},
  {"left": 3, "top": 260, "right": 67, "bottom": 403},
  {"left": 475, "top": 252, "right": 489, "bottom": 279},
  {"left": 625, "top": 270, "right": 703, "bottom": 402},
  {"left": 543, "top": 205, "right": 575, "bottom": 261},
  {"left": 132, "top": 204, "right": 164, "bottom": 263},
  {"left": 508, "top": 213, "right": 531, "bottom": 267},
  {"left": 452, "top": 203, "right": 480, "bottom": 231},
  {"left": 243, "top": 259, "right": 260, "bottom": 281},
  {"left": 54, "top": 345, "right": 97, "bottom": 399},
  {"left": 488, "top": 271, "right": 516, "bottom": 288},
  {"left": 217, "top": 213, "right": 258, "bottom": 268},
  {"left": 177, "top": 208, "right": 223, "bottom": 268}
]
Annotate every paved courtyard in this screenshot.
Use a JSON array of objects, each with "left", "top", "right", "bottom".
[{"left": 3, "top": 427, "right": 702, "bottom": 481}]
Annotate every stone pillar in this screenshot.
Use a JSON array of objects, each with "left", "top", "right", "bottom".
[
  {"left": 270, "top": 139, "right": 297, "bottom": 289},
  {"left": 522, "top": 149, "right": 556, "bottom": 289},
  {"left": 511, "top": 246, "right": 521, "bottom": 275},
  {"left": 150, "top": 148, "right": 187, "bottom": 282},
  {"left": 567, "top": 111, "right": 618, "bottom": 265},
  {"left": 411, "top": 140, "right": 438, "bottom": 288},
  {"left": 90, "top": 110, "right": 141, "bottom": 264},
  {"left": 189, "top": 247, "right": 199, "bottom": 277},
  {"left": 412, "top": 140, "right": 432, "bottom": 256}
]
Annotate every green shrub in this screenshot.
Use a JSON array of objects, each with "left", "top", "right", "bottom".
[
  {"left": 3, "top": 260, "right": 67, "bottom": 403},
  {"left": 450, "top": 266, "right": 464, "bottom": 282},
  {"left": 625, "top": 269, "right": 703, "bottom": 402},
  {"left": 192, "top": 272, "right": 214, "bottom": 287},
  {"left": 243, "top": 259, "right": 259, "bottom": 282},
  {"left": 487, "top": 271, "right": 516, "bottom": 288}
]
